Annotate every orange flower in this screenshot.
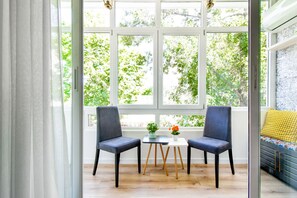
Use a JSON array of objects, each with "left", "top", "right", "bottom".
[
  {"left": 172, "top": 125, "right": 179, "bottom": 131},
  {"left": 169, "top": 124, "right": 180, "bottom": 135}
]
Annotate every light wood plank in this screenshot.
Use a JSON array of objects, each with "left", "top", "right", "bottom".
[{"left": 84, "top": 164, "right": 297, "bottom": 198}]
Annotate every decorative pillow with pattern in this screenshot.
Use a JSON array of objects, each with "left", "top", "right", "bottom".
[{"left": 261, "top": 109, "right": 297, "bottom": 143}]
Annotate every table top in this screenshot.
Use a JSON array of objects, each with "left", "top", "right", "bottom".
[
  {"left": 142, "top": 135, "right": 169, "bottom": 144},
  {"left": 168, "top": 138, "right": 188, "bottom": 146}
]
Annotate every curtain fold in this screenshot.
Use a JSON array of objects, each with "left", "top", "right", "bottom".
[{"left": 0, "top": 0, "right": 71, "bottom": 197}]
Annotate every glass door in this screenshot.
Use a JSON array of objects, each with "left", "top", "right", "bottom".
[
  {"left": 260, "top": 0, "right": 297, "bottom": 197},
  {"left": 61, "top": 0, "right": 75, "bottom": 197}
]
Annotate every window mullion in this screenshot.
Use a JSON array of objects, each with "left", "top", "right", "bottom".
[
  {"left": 110, "top": 31, "right": 118, "bottom": 106},
  {"left": 154, "top": 30, "right": 159, "bottom": 109},
  {"left": 199, "top": 31, "right": 207, "bottom": 109},
  {"left": 155, "top": 0, "right": 161, "bottom": 28},
  {"left": 158, "top": 30, "right": 164, "bottom": 109},
  {"left": 159, "top": 29, "right": 203, "bottom": 109}
]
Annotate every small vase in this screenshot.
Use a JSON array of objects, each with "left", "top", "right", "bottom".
[
  {"left": 172, "top": 135, "right": 178, "bottom": 141},
  {"left": 149, "top": 133, "right": 156, "bottom": 139}
]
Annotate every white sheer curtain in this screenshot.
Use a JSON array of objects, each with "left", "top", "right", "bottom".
[{"left": 0, "top": 0, "right": 71, "bottom": 198}]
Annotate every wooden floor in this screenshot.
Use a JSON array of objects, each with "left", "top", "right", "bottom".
[{"left": 84, "top": 164, "right": 297, "bottom": 198}]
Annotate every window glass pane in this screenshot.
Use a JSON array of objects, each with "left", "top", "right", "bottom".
[
  {"left": 260, "top": 32, "right": 268, "bottom": 106},
  {"left": 260, "top": 1, "right": 268, "bottom": 25},
  {"left": 61, "top": 1, "right": 72, "bottom": 27},
  {"left": 207, "top": 33, "right": 248, "bottom": 106},
  {"left": 84, "top": 1, "right": 110, "bottom": 27},
  {"left": 84, "top": 33, "right": 110, "bottom": 106},
  {"left": 207, "top": 2, "right": 248, "bottom": 27},
  {"left": 163, "top": 35, "right": 199, "bottom": 105},
  {"left": 88, "top": 114, "right": 97, "bottom": 128},
  {"left": 120, "top": 115, "right": 155, "bottom": 127},
  {"left": 160, "top": 115, "right": 205, "bottom": 127},
  {"left": 260, "top": 2, "right": 268, "bottom": 107},
  {"left": 116, "top": 2, "right": 155, "bottom": 27},
  {"left": 118, "top": 35, "right": 154, "bottom": 105},
  {"left": 161, "top": 2, "right": 201, "bottom": 27},
  {"left": 61, "top": 32, "right": 72, "bottom": 104},
  {"left": 61, "top": 0, "right": 72, "bottom": 163}
]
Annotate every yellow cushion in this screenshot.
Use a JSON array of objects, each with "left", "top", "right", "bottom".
[{"left": 261, "top": 109, "right": 297, "bottom": 143}]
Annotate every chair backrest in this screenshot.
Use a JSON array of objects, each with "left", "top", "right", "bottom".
[
  {"left": 96, "top": 106, "right": 122, "bottom": 144},
  {"left": 203, "top": 106, "right": 232, "bottom": 143}
]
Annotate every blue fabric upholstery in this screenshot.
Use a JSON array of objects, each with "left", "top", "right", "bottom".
[
  {"left": 188, "top": 106, "right": 231, "bottom": 154},
  {"left": 188, "top": 137, "right": 231, "bottom": 154},
  {"left": 187, "top": 106, "right": 234, "bottom": 188},
  {"left": 203, "top": 106, "right": 232, "bottom": 144},
  {"left": 96, "top": 106, "right": 122, "bottom": 148},
  {"left": 95, "top": 106, "right": 141, "bottom": 153},
  {"left": 93, "top": 106, "right": 141, "bottom": 187},
  {"left": 99, "top": 136, "right": 141, "bottom": 154}
]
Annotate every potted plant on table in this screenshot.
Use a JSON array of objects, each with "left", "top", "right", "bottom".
[
  {"left": 169, "top": 124, "right": 180, "bottom": 141},
  {"left": 147, "top": 122, "right": 159, "bottom": 139}
]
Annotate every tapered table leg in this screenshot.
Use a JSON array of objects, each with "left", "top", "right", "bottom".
[
  {"left": 178, "top": 147, "right": 184, "bottom": 169},
  {"left": 143, "top": 144, "right": 152, "bottom": 175},
  {"left": 160, "top": 144, "right": 168, "bottom": 176},
  {"left": 163, "top": 147, "right": 170, "bottom": 169},
  {"left": 155, "top": 144, "right": 157, "bottom": 167},
  {"left": 174, "top": 146, "right": 178, "bottom": 179}
]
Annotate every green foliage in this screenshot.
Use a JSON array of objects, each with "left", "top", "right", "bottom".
[
  {"left": 83, "top": 34, "right": 110, "bottom": 106},
  {"left": 118, "top": 35, "right": 153, "bottom": 104},
  {"left": 207, "top": 32, "right": 249, "bottom": 106},
  {"left": 163, "top": 36, "right": 199, "bottom": 104},
  {"left": 260, "top": 32, "right": 268, "bottom": 106},
  {"left": 208, "top": 8, "right": 248, "bottom": 27},
  {"left": 61, "top": 33, "right": 72, "bottom": 103},
  {"left": 118, "top": 8, "right": 155, "bottom": 27},
  {"left": 171, "top": 131, "right": 180, "bottom": 136},
  {"left": 162, "top": 8, "right": 201, "bottom": 27},
  {"left": 61, "top": 4, "right": 268, "bottom": 127},
  {"left": 176, "top": 115, "right": 205, "bottom": 127},
  {"left": 146, "top": 122, "right": 159, "bottom": 133}
]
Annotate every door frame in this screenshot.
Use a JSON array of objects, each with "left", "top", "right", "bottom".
[
  {"left": 72, "top": 0, "right": 83, "bottom": 197},
  {"left": 70, "top": 0, "right": 264, "bottom": 197}
]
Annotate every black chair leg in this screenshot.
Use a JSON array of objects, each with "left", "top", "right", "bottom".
[
  {"left": 228, "top": 149, "right": 235, "bottom": 175},
  {"left": 204, "top": 151, "right": 207, "bottom": 164},
  {"left": 138, "top": 144, "right": 141, "bottom": 173},
  {"left": 187, "top": 146, "right": 191, "bottom": 174},
  {"left": 115, "top": 153, "right": 120, "bottom": 188},
  {"left": 92, "top": 149, "right": 100, "bottom": 175},
  {"left": 215, "top": 154, "right": 219, "bottom": 188}
]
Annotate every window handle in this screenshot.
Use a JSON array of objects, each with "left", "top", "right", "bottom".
[
  {"left": 279, "top": 152, "right": 281, "bottom": 172},
  {"left": 274, "top": 150, "right": 277, "bottom": 171},
  {"left": 74, "top": 68, "right": 77, "bottom": 91}
]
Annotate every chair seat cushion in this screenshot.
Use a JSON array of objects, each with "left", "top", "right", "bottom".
[
  {"left": 99, "top": 136, "right": 140, "bottom": 154},
  {"left": 188, "top": 137, "right": 231, "bottom": 154}
]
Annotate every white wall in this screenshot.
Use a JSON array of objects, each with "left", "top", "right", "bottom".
[{"left": 83, "top": 108, "right": 269, "bottom": 165}]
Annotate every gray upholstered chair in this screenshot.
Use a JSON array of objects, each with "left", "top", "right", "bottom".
[
  {"left": 187, "top": 106, "right": 235, "bottom": 188},
  {"left": 92, "top": 106, "right": 141, "bottom": 187}
]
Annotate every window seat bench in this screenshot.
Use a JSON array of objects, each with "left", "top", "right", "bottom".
[{"left": 260, "top": 135, "right": 297, "bottom": 190}]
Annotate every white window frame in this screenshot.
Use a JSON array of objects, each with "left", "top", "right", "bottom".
[
  {"left": 72, "top": 0, "right": 270, "bottom": 128},
  {"left": 158, "top": 28, "right": 205, "bottom": 109},
  {"left": 112, "top": 29, "right": 158, "bottom": 109}
]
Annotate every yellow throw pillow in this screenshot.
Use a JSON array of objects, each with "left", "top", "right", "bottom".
[{"left": 261, "top": 109, "right": 297, "bottom": 143}]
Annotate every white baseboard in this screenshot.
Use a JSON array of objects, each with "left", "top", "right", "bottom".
[{"left": 84, "top": 157, "right": 247, "bottom": 165}]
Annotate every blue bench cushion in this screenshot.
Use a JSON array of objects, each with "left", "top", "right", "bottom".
[
  {"left": 188, "top": 137, "right": 231, "bottom": 154},
  {"left": 261, "top": 135, "right": 297, "bottom": 151},
  {"left": 99, "top": 136, "right": 140, "bottom": 154}
]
